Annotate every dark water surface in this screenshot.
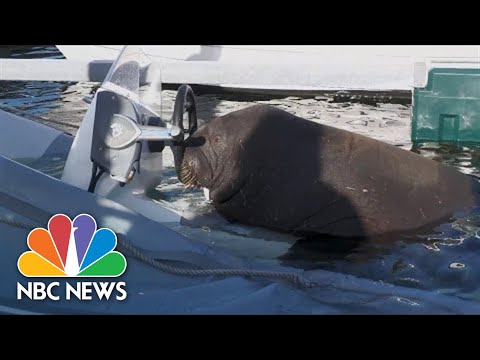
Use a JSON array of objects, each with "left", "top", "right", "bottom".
[
  {"left": 0, "top": 46, "right": 66, "bottom": 114},
  {"left": 3, "top": 46, "right": 480, "bottom": 305}
]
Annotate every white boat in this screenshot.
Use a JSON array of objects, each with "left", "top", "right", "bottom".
[
  {"left": 1, "top": 46, "right": 480, "bottom": 314},
  {"left": 56, "top": 45, "right": 480, "bottom": 92}
]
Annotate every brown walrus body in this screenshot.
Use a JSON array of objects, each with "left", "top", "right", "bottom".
[{"left": 173, "top": 104, "right": 480, "bottom": 240}]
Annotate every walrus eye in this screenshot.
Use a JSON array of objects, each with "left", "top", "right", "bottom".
[{"left": 211, "top": 134, "right": 227, "bottom": 151}]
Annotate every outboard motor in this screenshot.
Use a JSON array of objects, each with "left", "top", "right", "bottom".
[
  {"left": 61, "top": 46, "right": 197, "bottom": 202},
  {"left": 88, "top": 81, "right": 196, "bottom": 193}
]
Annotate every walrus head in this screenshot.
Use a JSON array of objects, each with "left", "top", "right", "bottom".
[
  {"left": 172, "top": 111, "right": 256, "bottom": 203},
  {"left": 174, "top": 119, "right": 244, "bottom": 200}
]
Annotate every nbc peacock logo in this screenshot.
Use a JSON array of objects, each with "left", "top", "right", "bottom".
[
  {"left": 18, "top": 214, "right": 127, "bottom": 277},
  {"left": 17, "top": 214, "right": 128, "bottom": 302}
]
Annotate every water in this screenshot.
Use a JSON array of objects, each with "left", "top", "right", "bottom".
[
  {"left": 3, "top": 46, "right": 480, "bottom": 306},
  {"left": 0, "top": 46, "right": 97, "bottom": 134},
  {"left": 0, "top": 46, "right": 66, "bottom": 114}
]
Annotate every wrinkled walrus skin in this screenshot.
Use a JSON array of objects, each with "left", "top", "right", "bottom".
[{"left": 173, "top": 104, "right": 480, "bottom": 240}]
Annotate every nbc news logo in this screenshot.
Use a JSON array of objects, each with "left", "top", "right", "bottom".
[{"left": 17, "top": 214, "right": 127, "bottom": 301}]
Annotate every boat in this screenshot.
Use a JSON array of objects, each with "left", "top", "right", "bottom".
[
  {"left": 56, "top": 45, "right": 480, "bottom": 93},
  {"left": 1, "top": 45, "right": 480, "bottom": 314}
]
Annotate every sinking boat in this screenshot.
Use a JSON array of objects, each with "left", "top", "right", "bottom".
[{"left": 1, "top": 46, "right": 479, "bottom": 314}]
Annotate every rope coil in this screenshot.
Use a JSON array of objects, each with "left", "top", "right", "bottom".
[{"left": 117, "top": 237, "right": 314, "bottom": 288}]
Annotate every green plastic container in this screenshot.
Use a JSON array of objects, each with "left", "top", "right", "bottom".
[{"left": 411, "top": 68, "right": 480, "bottom": 145}]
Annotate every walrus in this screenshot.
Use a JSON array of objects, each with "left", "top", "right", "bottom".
[{"left": 171, "top": 104, "right": 480, "bottom": 240}]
